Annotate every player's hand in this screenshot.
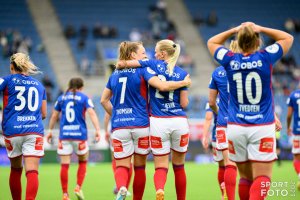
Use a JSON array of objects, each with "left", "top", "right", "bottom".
[
  {"left": 116, "top": 60, "right": 126, "bottom": 69},
  {"left": 287, "top": 128, "right": 292, "bottom": 136},
  {"left": 183, "top": 74, "right": 192, "bottom": 87},
  {"left": 94, "top": 131, "right": 101, "bottom": 143},
  {"left": 275, "top": 118, "right": 282, "bottom": 131},
  {"left": 202, "top": 136, "right": 209, "bottom": 150},
  {"left": 105, "top": 131, "right": 110, "bottom": 143},
  {"left": 46, "top": 132, "right": 53, "bottom": 144}
]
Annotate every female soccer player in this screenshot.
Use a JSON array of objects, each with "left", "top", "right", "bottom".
[
  {"left": 116, "top": 39, "right": 190, "bottom": 200},
  {"left": 46, "top": 77, "right": 101, "bottom": 200},
  {"left": 208, "top": 40, "right": 239, "bottom": 200},
  {"left": 101, "top": 41, "right": 190, "bottom": 200},
  {"left": 207, "top": 22, "right": 293, "bottom": 200},
  {"left": 1, "top": 53, "right": 47, "bottom": 200},
  {"left": 287, "top": 88, "right": 300, "bottom": 190},
  {"left": 202, "top": 102, "right": 227, "bottom": 199}
]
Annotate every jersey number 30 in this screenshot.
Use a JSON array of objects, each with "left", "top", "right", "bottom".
[{"left": 15, "top": 86, "right": 39, "bottom": 111}]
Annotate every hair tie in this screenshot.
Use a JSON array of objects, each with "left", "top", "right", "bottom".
[{"left": 173, "top": 44, "right": 176, "bottom": 48}]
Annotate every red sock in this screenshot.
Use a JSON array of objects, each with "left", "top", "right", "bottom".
[
  {"left": 10, "top": 167, "right": 23, "bottom": 200},
  {"left": 112, "top": 159, "right": 117, "bottom": 174},
  {"left": 249, "top": 176, "right": 270, "bottom": 200},
  {"left": 60, "top": 164, "right": 69, "bottom": 194},
  {"left": 154, "top": 167, "right": 168, "bottom": 191},
  {"left": 115, "top": 166, "right": 129, "bottom": 190},
  {"left": 224, "top": 165, "right": 237, "bottom": 200},
  {"left": 26, "top": 170, "right": 39, "bottom": 200},
  {"left": 173, "top": 164, "right": 186, "bottom": 200},
  {"left": 239, "top": 178, "right": 252, "bottom": 200},
  {"left": 133, "top": 165, "right": 146, "bottom": 200},
  {"left": 126, "top": 162, "right": 133, "bottom": 188},
  {"left": 218, "top": 166, "right": 225, "bottom": 195},
  {"left": 293, "top": 159, "right": 300, "bottom": 175},
  {"left": 77, "top": 161, "right": 87, "bottom": 187}
]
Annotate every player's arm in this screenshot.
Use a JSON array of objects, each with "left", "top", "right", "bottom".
[
  {"left": 202, "top": 111, "right": 213, "bottom": 149},
  {"left": 256, "top": 25, "right": 293, "bottom": 55},
  {"left": 148, "top": 74, "right": 191, "bottom": 92},
  {"left": 287, "top": 106, "right": 293, "bottom": 136},
  {"left": 87, "top": 107, "right": 101, "bottom": 142},
  {"left": 104, "top": 112, "right": 111, "bottom": 142},
  {"left": 46, "top": 110, "right": 60, "bottom": 144},
  {"left": 180, "top": 90, "right": 189, "bottom": 109},
  {"left": 208, "top": 88, "right": 218, "bottom": 115},
  {"left": 116, "top": 60, "right": 141, "bottom": 69},
  {"left": 207, "top": 26, "right": 240, "bottom": 56},
  {"left": 100, "top": 88, "right": 113, "bottom": 116},
  {"left": 274, "top": 113, "right": 282, "bottom": 131},
  {"left": 41, "top": 100, "right": 47, "bottom": 120}
]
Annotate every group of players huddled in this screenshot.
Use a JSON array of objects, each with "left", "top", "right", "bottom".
[{"left": 0, "top": 21, "right": 298, "bottom": 200}]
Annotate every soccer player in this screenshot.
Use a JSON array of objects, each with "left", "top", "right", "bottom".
[
  {"left": 202, "top": 102, "right": 227, "bottom": 199},
  {"left": 1, "top": 53, "right": 47, "bottom": 200},
  {"left": 117, "top": 39, "right": 190, "bottom": 200},
  {"left": 46, "top": 77, "right": 101, "bottom": 200},
  {"left": 208, "top": 40, "right": 239, "bottom": 200},
  {"left": 287, "top": 88, "right": 300, "bottom": 190},
  {"left": 207, "top": 22, "right": 293, "bottom": 200},
  {"left": 101, "top": 41, "right": 190, "bottom": 200},
  {"left": 104, "top": 112, "right": 133, "bottom": 195}
]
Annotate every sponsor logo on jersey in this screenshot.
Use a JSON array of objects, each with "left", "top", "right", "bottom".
[
  {"left": 157, "top": 64, "right": 165, "bottom": 73},
  {"left": 12, "top": 78, "right": 39, "bottom": 85},
  {"left": 218, "top": 70, "right": 226, "bottom": 77},
  {"left": 230, "top": 60, "right": 240, "bottom": 70},
  {"left": 146, "top": 67, "right": 156, "bottom": 75},
  {"left": 259, "top": 137, "right": 274, "bottom": 153},
  {"left": 266, "top": 44, "right": 279, "bottom": 53},
  {"left": 216, "top": 48, "right": 228, "bottom": 60}
]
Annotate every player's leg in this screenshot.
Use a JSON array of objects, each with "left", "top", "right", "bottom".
[
  {"left": 132, "top": 127, "right": 150, "bottom": 200},
  {"left": 57, "top": 140, "right": 72, "bottom": 200},
  {"left": 75, "top": 140, "right": 89, "bottom": 197},
  {"left": 248, "top": 124, "right": 276, "bottom": 200},
  {"left": 112, "top": 129, "right": 134, "bottom": 199},
  {"left": 23, "top": 135, "right": 44, "bottom": 200},
  {"left": 237, "top": 162, "right": 253, "bottom": 200},
  {"left": 212, "top": 141, "right": 226, "bottom": 197},
  {"left": 23, "top": 157, "right": 41, "bottom": 200},
  {"left": 170, "top": 118, "right": 190, "bottom": 200},
  {"left": 150, "top": 117, "right": 171, "bottom": 200},
  {"left": 9, "top": 155, "right": 23, "bottom": 200},
  {"left": 4, "top": 136, "right": 23, "bottom": 200},
  {"left": 216, "top": 127, "right": 237, "bottom": 200},
  {"left": 292, "top": 135, "right": 300, "bottom": 190}
]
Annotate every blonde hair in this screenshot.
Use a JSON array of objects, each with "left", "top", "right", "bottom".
[
  {"left": 118, "top": 41, "right": 143, "bottom": 60},
  {"left": 156, "top": 39, "right": 180, "bottom": 75},
  {"left": 237, "top": 26, "right": 260, "bottom": 53},
  {"left": 229, "top": 40, "right": 239, "bottom": 53},
  {"left": 10, "top": 53, "right": 41, "bottom": 75}
]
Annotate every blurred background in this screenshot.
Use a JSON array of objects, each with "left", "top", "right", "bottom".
[{"left": 0, "top": 0, "right": 299, "bottom": 165}]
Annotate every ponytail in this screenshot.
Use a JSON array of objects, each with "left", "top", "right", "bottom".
[
  {"left": 10, "top": 53, "right": 41, "bottom": 75},
  {"left": 157, "top": 39, "right": 181, "bottom": 75}
]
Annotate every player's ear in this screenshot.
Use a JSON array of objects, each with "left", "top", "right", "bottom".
[{"left": 131, "top": 51, "right": 137, "bottom": 59}]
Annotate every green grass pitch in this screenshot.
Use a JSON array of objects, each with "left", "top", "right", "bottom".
[{"left": 0, "top": 161, "right": 299, "bottom": 199}]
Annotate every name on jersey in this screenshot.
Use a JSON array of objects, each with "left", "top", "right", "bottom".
[
  {"left": 116, "top": 108, "right": 133, "bottom": 115},
  {"left": 17, "top": 115, "right": 36, "bottom": 122},
  {"left": 115, "top": 68, "right": 136, "bottom": 74},
  {"left": 230, "top": 60, "right": 262, "bottom": 70},
  {"left": 164, "top": 102, "right": 175, "bottom": 109},
  {"left": 63, "top": 125, "right": 80, "bottom": 131},
  {"left": 12, "top": 78, "right": 39, "bottom": 85},
  {"left": 62, "top": 95, "right": 82, "bottom": 100},
  {"left": 239, "top": 104, "right": 260, "bottom": 112}
]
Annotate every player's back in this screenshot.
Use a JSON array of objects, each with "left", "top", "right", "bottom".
[
  {"left": 0, "top": 74, "right": 46, "bottom": 136},
  {"left": 107, "top": 68, "right": 149, "bottom": 130},
  {"left": 138, "top": 59, "right": 188, "bottom": 117},
  {"left": 215, "top": 43, "right": 283, "bottom": 125},
  {"left": 56, "top": 91, "right": 91, "bottom": 140},
  {"left": 288, "top": 89, "right": 300, "bottom": 134}
]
